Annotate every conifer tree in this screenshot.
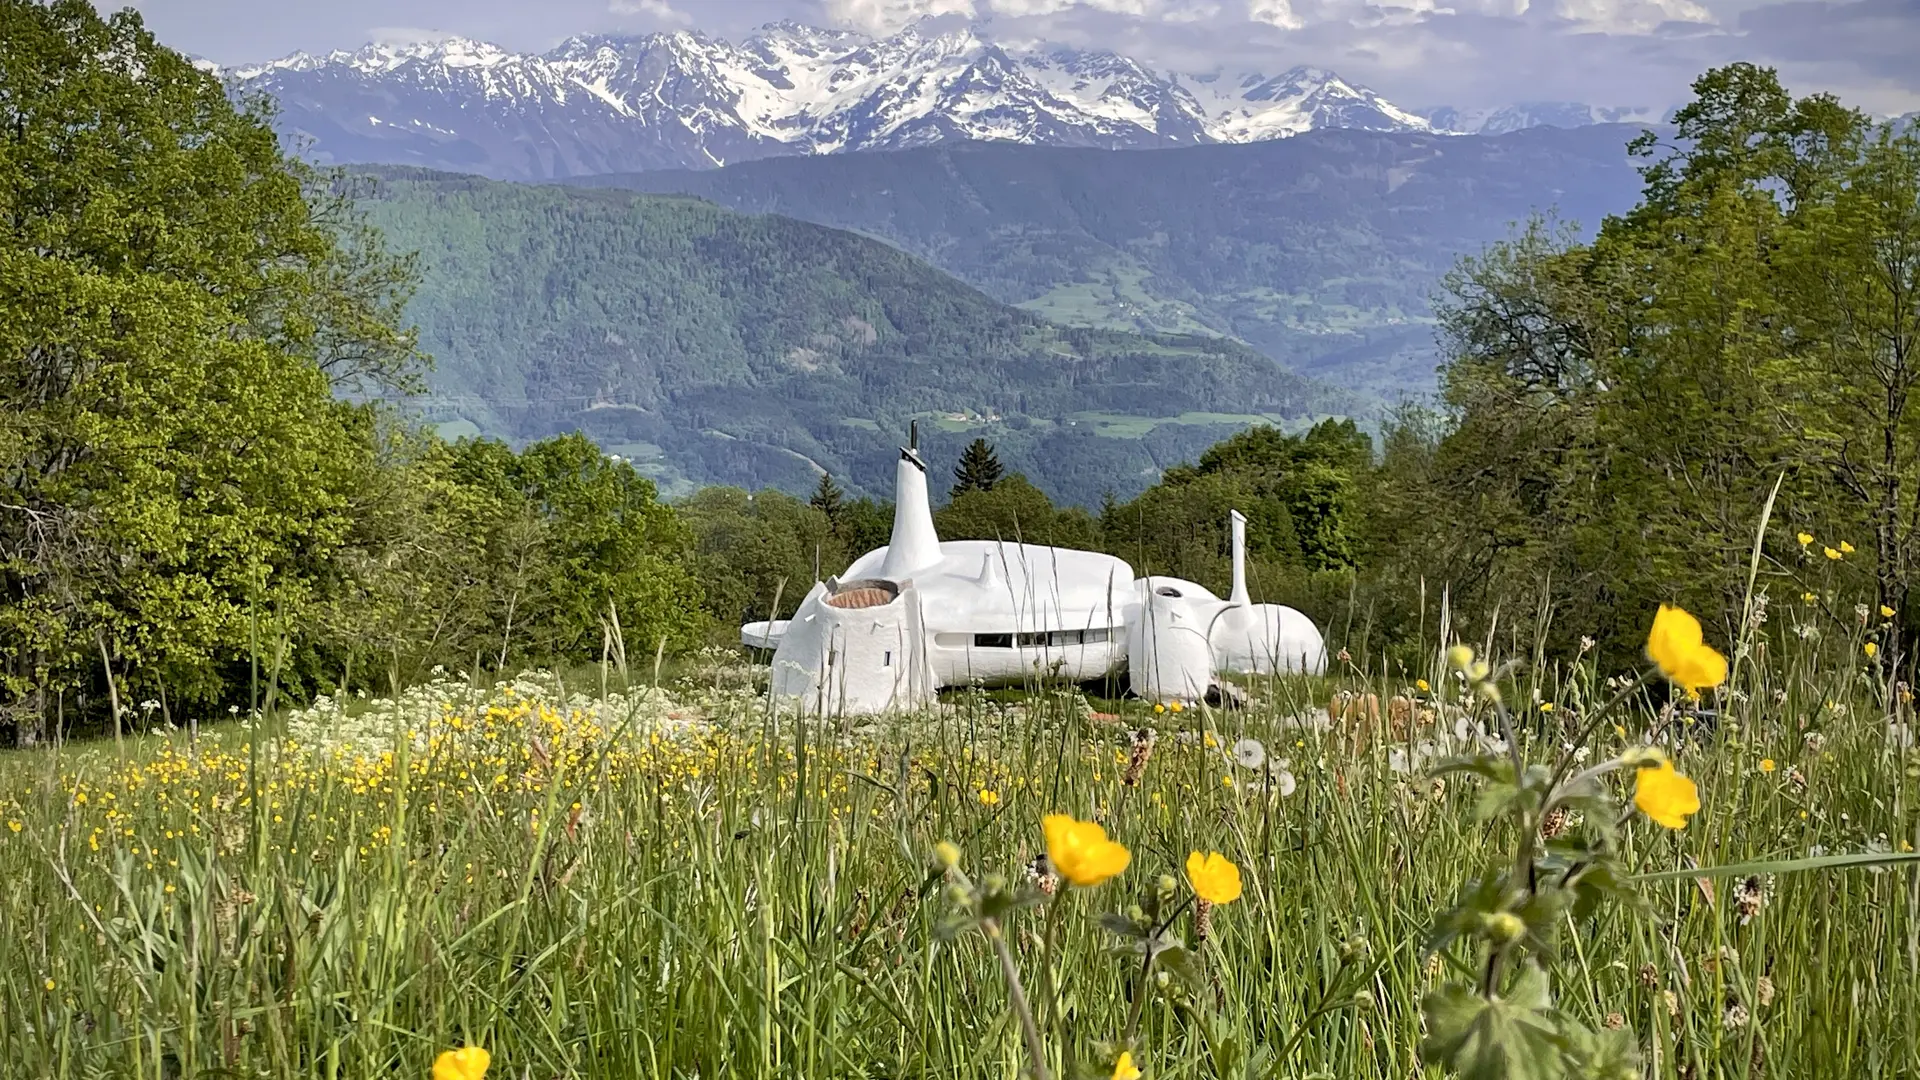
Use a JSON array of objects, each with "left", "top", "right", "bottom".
[
  {"left": 951, "top": 438, "right": 1005, "bottom": 497},
  {"left": 809, "top": 471, "right": 844, "bottom": 523}
]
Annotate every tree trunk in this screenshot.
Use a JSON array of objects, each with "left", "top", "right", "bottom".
[{"left": 14, "top": 650, "right": 48, "bottom": 747}]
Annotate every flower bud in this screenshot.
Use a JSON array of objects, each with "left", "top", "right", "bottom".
[{"left": 1480, "top": 911, "right": 1526, "bottom": 946}]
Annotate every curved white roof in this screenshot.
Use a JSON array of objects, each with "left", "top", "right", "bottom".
[{"left": 844, "top": 539, "right": 1135, "bottom": 636}]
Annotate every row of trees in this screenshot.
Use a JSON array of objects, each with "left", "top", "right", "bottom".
[{"left": 683, "top": 420, "right": 1372, "bottom": 631}]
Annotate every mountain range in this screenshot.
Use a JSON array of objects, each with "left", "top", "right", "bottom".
[
  {"left": 359, "top": 168, "right": 1352, "bottom": 504},
  {"left": 219, "top": 19, "right": 1654, "bottom": 180},
  {"left": 568, "top": 124, "right": 1653, "bottom": 395}
]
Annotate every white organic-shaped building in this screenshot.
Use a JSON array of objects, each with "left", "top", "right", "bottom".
[{"left": 741, "top": 428, "right": 1326, "bottom": 715}]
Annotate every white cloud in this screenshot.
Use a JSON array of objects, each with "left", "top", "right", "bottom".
[
  {"left": 1248, "top": 0, "right": 1304, "bottom": 28},
  {"left": 819, "top": 0, "right": 1720, "bottom": 35},
  {"left": 366, "top": 26, "right": 464, "bottom": 45},
  {"left": 1554, "top": 0, "right": 1714, "bottom": 31},
  {"left": 824, "top": 0, "right": 978, "bottom": 33},
  {"left": 608, "top": 0, "right": 694, "bottom": 24}
]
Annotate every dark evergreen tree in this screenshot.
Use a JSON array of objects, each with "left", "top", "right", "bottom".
[
  {"left": 809, "top": 471, "right": 844, "bottom": 524},
  {"left": 951, "top": 438, "right": 1005, "bottom": 497}
]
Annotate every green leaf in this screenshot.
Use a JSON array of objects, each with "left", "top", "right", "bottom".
[{"left": 1421, "top": 966, "right": 1567, "bottom": 1080}]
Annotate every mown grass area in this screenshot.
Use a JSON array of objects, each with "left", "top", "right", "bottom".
[
  {"left": 1015, "top": 261, "right": 1222, "bottom": 340},
  {"left": 1, "top": 624, "right": 1916, "bottom": 1079}
]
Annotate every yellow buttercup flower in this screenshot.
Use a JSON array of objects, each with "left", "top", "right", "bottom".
[
  {"left": 1633, "top": 760, "right": 1701, "bottom": 830},
  {"left": 1824, "top": 546, "right": 1842, "bottom": 560},
  {"left": 1881, "top": 605, "right": 1896, "bottom": 619},
  {"left": 1646, "top": 605, "right": 1727, "bottom": 694},
  {"left": 1796, "top": 532, "right": 1814, "bottom": 547},
  {"left": 1043, "top": 814, "right": 1131, "bottom": 887},
  {"left": 977, "top": 788, "right": 1000, "bottom": 806},
  {"left": 1865, "top": 642, "right": 1879, "bottom": 659},
  {"left": 1803, "top": 592, "right": 1817, "bottom": 602},
  {"left": 1539, "top": 702, "right": 1554, "bottom": 713},
  {"left": 1112, "top": 1051, "right": 1143, "bottom": 1080},
  {"left": 1415, "top": 678, "right": 1430, "bottom": 692},
  {"left": 1841, "top": 541, "right": 1856, "bottom": 554},
  {"left": 1186, "top": 851, "right": 1243, "bottom": 905},
  {"left": 433, "top": 1047, "right": 490, "bottom": 1080},
  {"left": 1759, "top": 759, "right": 1776, "bottom": 773}
]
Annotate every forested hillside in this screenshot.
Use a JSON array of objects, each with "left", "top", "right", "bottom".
[
  {"left": 567, "top": 125, "right": 1650, "bottom": 395},
  {"left": 360, "top": 169, "right": 1352, "bottom": 503}
]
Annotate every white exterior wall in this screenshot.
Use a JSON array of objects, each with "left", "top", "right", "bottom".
[
  {"left": 768, "top": 583, "right": 936, "bottom": 714},
  {"left": 1127, "top": 577, "right": 1222, "bottom": 703},
  {"left": 1211, "top": 603, "right": 1328, "bottom": 676},
  {"left": 929, "top": 631, "right": 1128, "bottom": 688}
]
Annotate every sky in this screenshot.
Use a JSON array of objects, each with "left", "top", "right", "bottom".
[{"left": 111, "top": 0, "right": 1920, "bottom": 115}]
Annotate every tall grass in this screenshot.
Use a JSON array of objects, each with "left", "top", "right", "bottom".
[{"left": 0, "top": 627, "right": 1914, "bottom": 1079}]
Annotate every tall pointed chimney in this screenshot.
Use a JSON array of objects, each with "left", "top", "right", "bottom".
[
  {"left": 1229, "top": 509, "right": 1250, "bottom": 606},
  {"left": 880, "top": 421, "right": 942, "bottom": 578}
]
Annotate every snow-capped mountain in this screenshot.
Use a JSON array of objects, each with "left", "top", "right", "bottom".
[
  {"left": 219, "top": 20, "right": 1633, "bottom": 180},
  {"left": 1423, "top": 101, "right": 1661, "bottom": 136}
]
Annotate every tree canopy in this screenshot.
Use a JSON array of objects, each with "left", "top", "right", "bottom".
[
  {"left": 1368, "top": 63, "right": 1920, "bottom": 665},
  {"left": 0, "top": 2, "right": 704, "bottom": 742}
]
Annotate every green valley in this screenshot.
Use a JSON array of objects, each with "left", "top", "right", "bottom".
[
  {"left": 568, "top": 127, "right": 1649, "bottom": 396},
  {"left": 358, "top": 168, "right": 1354, "bottom": 504}
]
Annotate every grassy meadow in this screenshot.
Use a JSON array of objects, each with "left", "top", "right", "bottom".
[{"left": 3, "top": 607, "right": 1918, "bottom": 1080}]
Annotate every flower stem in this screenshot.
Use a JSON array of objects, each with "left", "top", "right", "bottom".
[
  {"left": 1039, "top": 887, "right": 1066, "bottom": 1032},
  {"left": 984, "top": 917, "right": 1052, "bottom": 1080},
  {"left": 1123, "top": 896, "right": 1193, "bottom": 1045}
]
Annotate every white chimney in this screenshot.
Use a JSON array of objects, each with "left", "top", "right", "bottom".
[
  {"left": 880, "top": 422, "right": 942, "bottom": 578},
  {"left": 1229, "top": 509, "right": 1250, "bottom": 606}
]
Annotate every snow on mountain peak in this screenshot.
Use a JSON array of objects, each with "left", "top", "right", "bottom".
[
  {"left": 220, "top": 20, "right": 1641, "bottom": 179},
  {"left": 346, "top": 36, "right": 513, "bottom": 73}
]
